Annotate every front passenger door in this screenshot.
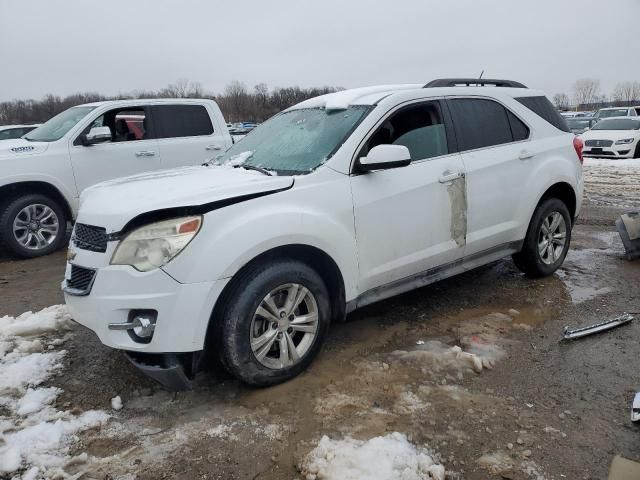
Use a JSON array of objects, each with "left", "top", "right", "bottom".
[
  {"left": 350, "top": 100, "right": 466, "bottom": 293},
  {"left": 69, "top": 106, "right": 161, "bottom": 193}
]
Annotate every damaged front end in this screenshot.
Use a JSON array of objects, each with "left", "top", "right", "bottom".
[{"left": 125, "top": 351, "right": 202, "bottom": 391}]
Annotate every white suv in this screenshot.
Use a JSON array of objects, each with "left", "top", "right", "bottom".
[{"left": 64, "top": 79, "right": 584, "bottom": 389}]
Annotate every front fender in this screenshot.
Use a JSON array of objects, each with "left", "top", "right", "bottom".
[{"left": 162, "top": 174, "right": 359, "bottom": 301}]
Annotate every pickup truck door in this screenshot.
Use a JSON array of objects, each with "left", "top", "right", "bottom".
[
  {"left": 151, "top": 104, "right": 231, "bottom": 168},
  {"left": 68, "top": 106, "right": 161, "bottom": 194},
  {"left": 350, "top": 100, "right": 466, "bottom": 294}
]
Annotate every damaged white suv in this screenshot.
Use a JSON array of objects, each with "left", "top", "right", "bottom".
[{"left": 64, "top": 79, "right": 584, "bottom": 389}]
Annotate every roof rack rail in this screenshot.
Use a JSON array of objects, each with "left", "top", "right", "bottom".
[{"left": 424, "top": 78, "right": 527, "bottom": 88}]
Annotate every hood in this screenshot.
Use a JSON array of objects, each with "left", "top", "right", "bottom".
[
  {"left": 78, "top": 165, "right": 294, "bottom": 232},
  {"left": 580, "top": 129, "right": 640, "bottom": 142},
  {"left": 0, "top": 139, "right": 49, "bottom": 159}
]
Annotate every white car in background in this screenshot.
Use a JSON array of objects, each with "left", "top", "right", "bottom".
[
  {"left": 0, "top": 124, "right": 41, "bottom": 141},
  {"left": 581, "top": 117, "right": 640, "bottom": 159},
  {"left": 593, "top": 106, "right": 640, "bottom": 121},
  {"left": 64, "top": 78, "right": 584, "bottom": 389}
]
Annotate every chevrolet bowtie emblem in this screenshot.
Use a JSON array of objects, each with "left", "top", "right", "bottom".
[{"left": 67, "top": 249, "right": 76, "bottom": 262}]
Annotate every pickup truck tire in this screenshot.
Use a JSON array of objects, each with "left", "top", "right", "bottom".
[
  {"left": 512, "top": 198, "right": 571, "bottom": 278},
  {"left": 0, "top": 194, "right": 68, "bottom": 258},
  {"left": 219, "top": 259, "right": 331, "bottom": 387}
]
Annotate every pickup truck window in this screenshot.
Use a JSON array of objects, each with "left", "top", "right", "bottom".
[
  {"left": 25, "top": 106, "right": 96, "bottom": 142},
  {"left": 78, "top": 107, "right": 148, "bottom": 144},
  {"left": 152, "top": 105, "right": 213, "bottom": 139},
  {"left": 214, "top": 106, "right": 370, "bottom": 175}
]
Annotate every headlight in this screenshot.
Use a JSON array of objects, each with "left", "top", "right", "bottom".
[
  {"left": 111, "top": 216, "right": 202, "bottom": 271},
  {"left": 615, "top": 138, "right": 634, "bottom": 145}
]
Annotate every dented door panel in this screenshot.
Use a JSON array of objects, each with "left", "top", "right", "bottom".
[{"left": 350, "top": 154, "right": 466, "bottom": 293}]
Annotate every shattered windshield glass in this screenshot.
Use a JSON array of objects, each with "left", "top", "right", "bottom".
[{"left": 213, "top": 106, "right": 370, "bottom": 175}]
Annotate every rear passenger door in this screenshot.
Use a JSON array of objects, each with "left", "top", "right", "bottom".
[
  {"left": 446, "top": 97, "right": 532, "bottom": 257},
  {"left": 152, "top": 104, "right": 228, "bottom": 168}
]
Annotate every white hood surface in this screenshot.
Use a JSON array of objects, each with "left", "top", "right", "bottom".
[
  {"left": 78, "top": 165, "right": 294, "bottom": 232},
  {"left": 581, "top": 129, "right": 640, "bottom": 142},
  {"left": 0, "top": 139, "right": 49, "bottom": 158}
]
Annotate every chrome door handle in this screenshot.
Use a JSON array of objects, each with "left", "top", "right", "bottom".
[
  {"left": 135, "top": 151, "right": 156, "bottom": 157},
  {"left": 518, "top": 150, "right": 535, "bottom": 160},
  {"left": 205, "top": 145, "right": 222, "bottom": 151},
  {"left": 438, "top": 171, "right": 464, "bottom": 183}
]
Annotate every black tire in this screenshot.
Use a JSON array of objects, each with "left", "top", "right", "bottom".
[
  {"left": 218, "top": 259, "right": 331, "bottom": 387},
  {"left": 0, "top": 194, "right": 68, "bottom": 259},
  {"left": 512, "top": 198, "right": 572, "bottom": 278},
  {"left": 634, "top": 142, "right": 640, "bottom": 159}
]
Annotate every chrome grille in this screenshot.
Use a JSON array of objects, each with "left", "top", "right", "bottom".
[
  {"left": 66, "top": 265, "right": 96, "bottom": 295},
  {"left": 73, "top": 223, "right": 107, "bottom": 252},
  {"left": 585, "top": 139, "right": 613, "bottom": 147}
]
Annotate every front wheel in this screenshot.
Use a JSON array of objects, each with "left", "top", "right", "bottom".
[
  {"left": 218, "top": 259, "right": 331, "bottom": 386},
  {"left": 512, "top": 198, "right": 572, "bottom": 277},
  {"left": 0, "top": 194, "right": 68, "bottom": 258}
]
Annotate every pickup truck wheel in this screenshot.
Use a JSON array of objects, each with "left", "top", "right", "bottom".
[
  {"left": 512, "top": 198, "right": 571, "bottom": 278},
  {"left": 0, "top": 194, "right": 67, "bottom": 258},
  {"left": 219, "top": 259, "right": 331, "bottom": 387}
]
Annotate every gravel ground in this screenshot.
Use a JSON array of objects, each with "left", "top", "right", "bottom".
[{"left": 0, "top": 159, "right": 639, "bottom": 480}]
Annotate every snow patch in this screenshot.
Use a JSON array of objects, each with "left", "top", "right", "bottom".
[
  {"left": 299, "top": 432, "right": 445, "bottom": 480},
  {"left": 111, "top": 396, "right": 123, "bottom": 411},
  {"left": 0, "top": 305, "right": 110, "bottom": 476}
]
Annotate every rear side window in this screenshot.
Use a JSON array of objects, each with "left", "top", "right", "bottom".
[
  {"left": 506, "top": 110, "right": 530, "bottom": 141},
  {"left": 515, "top": 96, "right": 571, "bottom": 132},
  {"left": 152, "top": 105, "right": 214, "bottom": 139},
  {"left": 447, "top": 98, "right": 513, "bottom": 151}
]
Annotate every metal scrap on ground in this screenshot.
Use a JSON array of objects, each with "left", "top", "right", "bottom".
[{"left": 562, "top": 313, "right": 635, "bottom": 341}]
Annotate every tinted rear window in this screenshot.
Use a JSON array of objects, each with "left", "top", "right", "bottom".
[
  {"left": 448, "top": 98, "right": 514, "bottom": 151},
  {"left": 515, "top": 96, "right": 571, "bottom": 132},
  {"left": 152, "top": 104, "right": 214, "bottom": 139},
  {"left": 506, "top": 110, "right": 530, "bottom": 141}
]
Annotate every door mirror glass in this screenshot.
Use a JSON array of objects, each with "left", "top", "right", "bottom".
[
  {"left": 84, "top": 126, "right": 112, "bottom": 145},
  {"left": 359, "top": 145, "right": 411, "bottom": 172}
]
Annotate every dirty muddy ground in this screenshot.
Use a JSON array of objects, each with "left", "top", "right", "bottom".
[{"left": 0, "top": 159, "right": 639, "bottom": 479}]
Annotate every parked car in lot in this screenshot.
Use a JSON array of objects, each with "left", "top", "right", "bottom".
[
  {"left": 0, "top": 99, "right": 231, "bottom": 258},
  {"left": 64, "top": 79, "right": 583, "bottom": 389},
  {"left": 593, "top": 106, "right": 640, "bottom": 121},
  {"left": 567, "top": 117, "right": 598, "bottom": 134},
  {"left": 0, "top": 124, "right": 41, "bottom": 141},
  {"left": 580, "top": 117, "right": 640, "bottom": 158}
]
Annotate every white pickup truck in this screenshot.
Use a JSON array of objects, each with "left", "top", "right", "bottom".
[{"left": 0, "top": 99, "right": 232, "bottom": 258}]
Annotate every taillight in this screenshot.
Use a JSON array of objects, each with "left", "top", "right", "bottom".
[{"left": 573, "top": 136, "right": 584, "bottom": 164}]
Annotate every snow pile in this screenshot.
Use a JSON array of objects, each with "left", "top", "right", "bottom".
[
  {"left": 390, "top": 341, "right": 502, "bottom": 374},
  {"left": 0, "top": 306, "right": 109, "bottom": 476},
  {"left": 299, "top": 432, "right": 445, "bottom": 480},
  {"left": 111, "top": 396, "right": 123, "bottom": 411}
]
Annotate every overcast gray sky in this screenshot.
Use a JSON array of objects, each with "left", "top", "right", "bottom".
[{"left": 1, "top": 0, "right": 638, "bottom": 102}]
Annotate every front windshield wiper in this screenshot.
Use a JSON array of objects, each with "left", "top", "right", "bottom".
[{"left": 233, "top": 164, "right": 274, "bottom": 176}]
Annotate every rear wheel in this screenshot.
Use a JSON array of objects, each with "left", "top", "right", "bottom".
[
  {"left": 0, "top": 194, "right": 68, "bottom": 258},
  {"left": 218, "top": 259, "right": 331, "bottom": 386},
  {"left": 512, "top": 198, "right": 571, "bottom": 277},
  {"left": 633, "top": 142, "right": 640, "bottom": 159}
]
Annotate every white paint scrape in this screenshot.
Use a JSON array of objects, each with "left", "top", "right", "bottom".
[
  {"left": 0, "top": 306, "right": 110, "bottom": 475},
  {"left": 299, "top": 432, "right": 445, "bottom": 480}
]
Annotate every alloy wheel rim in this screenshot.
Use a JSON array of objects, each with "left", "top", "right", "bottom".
[
  {"left": 538, "top": 211, "right": 567, "bottom": 265},
  {"left": 12, "top": 204, "right": 59, "bottom": 250},
  {"left": 250, "top": 283, "right": 319, "bottom": 370}
]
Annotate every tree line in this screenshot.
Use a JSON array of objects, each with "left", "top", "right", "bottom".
[
  {"left": 553, "top": 79, "right": 640, "bottom": 111},
  {"left": 0, "top": 79, "right": 341, "bottom": 125}
]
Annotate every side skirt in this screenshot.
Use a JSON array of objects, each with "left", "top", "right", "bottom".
[{"left": 346, "top": 240, "right": 523, "bottom": 313}]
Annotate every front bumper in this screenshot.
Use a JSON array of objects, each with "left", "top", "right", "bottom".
[
  {"left": 583, "top": 143, "right": 635, "bottom": 158},
  {"left": 63, "top": 263, "right": 228, "bottom": 353}
]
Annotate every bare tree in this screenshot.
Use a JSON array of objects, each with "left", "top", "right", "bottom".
[
  {"left": 573, "top": 78, "right": 600, "bottom": 108},
  {"left": 553, "top": 93, "right": 570, "bottom": 111}
]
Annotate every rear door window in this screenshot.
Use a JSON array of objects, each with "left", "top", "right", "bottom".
[
  {"left": 152, "top": 104, "right": 214, "bottom": 139},
  {"left": 506, "top": 110, "right": 530, "bottom": 141},
  {"left": 447, "top": 98, "right": 514, "bottom": 151}
]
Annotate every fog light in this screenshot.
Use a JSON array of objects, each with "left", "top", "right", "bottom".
[
  {"left": 133, "top": 314, "right": 156, "bottom": 338},
  {"left": 109, "top": 310, "right": 157, "bottom": 344}
]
